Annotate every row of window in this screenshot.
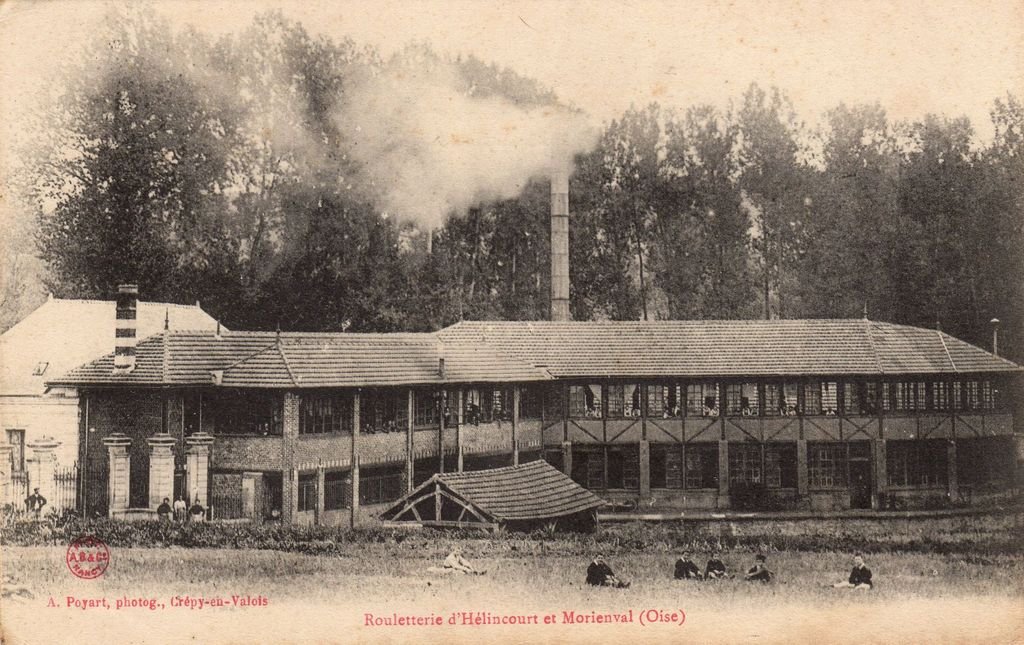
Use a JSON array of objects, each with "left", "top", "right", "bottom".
[
  {"left": 566, "top": 438, "right": 1015, "bottom": 491},
  {"left": 189, "top": 376, "right": 1009, "bottom": 437},
  {"left": 569, "top": 379, "right": 1004, "bottom": 419}
]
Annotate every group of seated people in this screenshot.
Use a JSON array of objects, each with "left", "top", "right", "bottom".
[{"left": 585, "top": 551, "right": 872, "bottom": 589}]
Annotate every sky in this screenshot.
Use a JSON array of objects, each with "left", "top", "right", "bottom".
[{"left": 0, "top": 0, "right": 1020, "bottom": 217}]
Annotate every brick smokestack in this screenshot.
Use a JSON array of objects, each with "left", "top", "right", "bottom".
[
  {"left": 114, "top": 284, "right": 138, "bottom": 372},
  {"left": 550, "top": 169, "right": 570, "bottom": 321}
]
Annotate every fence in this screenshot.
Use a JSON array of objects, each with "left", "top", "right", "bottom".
[
  {"left": 4, "top": 464, "right": 78, "bottom": 515},
  {"left": 209, "top": 490, "right": 244, "bottom": 520}
]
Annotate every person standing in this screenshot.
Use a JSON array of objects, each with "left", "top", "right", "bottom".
[
  {"left": 188, "top": 497, "right": 205, "bottom": 523},
  {"left": 24, "top": 488, "right": 46, "bottom": 519},
  {"left": 833, "top": 553, "right": 873, "bottom": 589},
  {"left": 156, "top": 498, "right": 172, "bottom": 522},
  {"left": 173, "top": 496, "right": 187, "bottom": 522}
]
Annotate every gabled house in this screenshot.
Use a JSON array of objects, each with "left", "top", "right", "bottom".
[{"left": 0, "top": 289, "right": 221, "bottom": 510}]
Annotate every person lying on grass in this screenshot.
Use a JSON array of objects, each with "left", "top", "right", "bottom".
[
  {"left": 704, "top": 551, "right": 729, "bottom": 580},
  {"left": 744, "top": 553, "right": 774, "bottom": 583},
  {"left": 673, "top": 551, "right": 702, "bottom": 580},
  {"left": 443, "top": 546, "right": 486, "bottom": 575},
  {"left": 586, "top": 554, "right": 630, "bottom": 588},
  {"left": 832, "top": 553, "right": 872, "bottom": 589}
]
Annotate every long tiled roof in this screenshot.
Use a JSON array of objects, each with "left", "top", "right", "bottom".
[
  {"left": 48, "top": 330, "right": 552, "bottom": 388},
  {"left": 436, "top": 319, "right": 1021, "bottom": 377},
  {"left": 47, "top": 319, "right": 1020, "bottom": 389},
  {"left": 382, "top": 460, "right": 606, "bottom": 522}
]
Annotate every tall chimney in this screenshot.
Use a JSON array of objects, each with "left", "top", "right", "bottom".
[
  {"left": 550, "top": 169, "right": 571, "bottom": 321},
  {"left": 991, "top": 318, "right": 1001, "bottom": 356},
  {"left": 114, "top": 284, "right": 139, "bottom": 372}
]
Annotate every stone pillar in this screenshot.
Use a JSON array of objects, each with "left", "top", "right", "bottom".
[
  {"left": 147, "top": 434, "right": 176, "bottom": 510},
  {"left": 102, "top": 433, "right": 132, "bottom": 518},
  {"left": 873, "top": 439, "right": 887, "bottom": 509},
  {"left": 315, "top": 466, "right": 326, "bottom": 525},
  {"left": 512, "top": 387, "right": 521, "bottom": 466},
  {"left": 241, "top": 471, "right": 262, "bottom": 519},
  {"left": 561, "top": 441, "right": 572, "bottom": 477},
  {"left": 184, "top": 432, "right": 213, "bottom": 509},
  {"left": 946, "top": 439, "right": 959, "bottom": 502},
  {"left": 796, "top": 439, "right": 809, "bottom": 497},
  {"left": 351, "top": 390, "right": 360, "bottom": 529},
  {"left": 0, "top": 443, "right": 12, "bottom": 507},
  {"left": 638, "top": 439, "right": 650, "bottom": 502},
  {"left": 284, "top": 468, "right": 298, "bottom": 524},
  {"left": 717, "top": 439, "right": 730, "bottom": 509},
  {"left": 26, "top": 436, "right": 61, "bottom": 513}
]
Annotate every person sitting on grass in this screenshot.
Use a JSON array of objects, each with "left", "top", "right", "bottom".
[
  {"left": 674, "top": 551, "right": 702, "bottom": 580},
  {"left": 443, "top": 546, "right": 485, "bottom": 575},
  {"left": 704, "top": 551, "right": 729, "bottom": 580},
  {"left": 586, "top": 554, "right": 630, "bottom": 588},
  {"left": 832, "top": 553, "right": 872, "bottom": 590},
  {"left": 744, "top": 553, "right": 774, "bottom": 583}
]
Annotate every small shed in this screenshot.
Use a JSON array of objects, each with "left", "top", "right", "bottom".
[{"left": 379, "top": 460, "right": 605, "bottom": 531}]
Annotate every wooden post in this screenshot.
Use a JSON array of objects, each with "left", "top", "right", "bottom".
[
  {"left": 406, "top": 389, "right": 414, "bottom": 492},
  {"left": 457, "top": 390, "right": 464, "bottom": 471},
  {"left": 946, "top": 439, "right": 959, "bottom": 501},
  {"left": 437, "top": 390, "right": 446, "bottom": 474},
  {"left": 315, "top": 466, "right": 325, "bottom": 526},
  {"left": 638, "top": 439, "right": 650, "bottom": 502},
  {"left": 351, "top": 390, "right": 360, "bottom": 529},
  {"left": 796, "top": 439, "right": 809, "bottom": 498},
  {"left": 512, "top": 387, "right": 520, "bottom": 465}
]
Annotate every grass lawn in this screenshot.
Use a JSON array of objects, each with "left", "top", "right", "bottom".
[{"left": 3, "top": 541, "right": 1023, "bottom": 644}]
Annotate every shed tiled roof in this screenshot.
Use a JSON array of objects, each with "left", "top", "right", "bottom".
[
  {"left": 437, "top": 319, "right": 1020, "bottom": 377},
  {"left": 383, "top": 460, "right": 606, "bottom": 522}
]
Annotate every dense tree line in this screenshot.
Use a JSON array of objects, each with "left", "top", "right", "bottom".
[{"left": 18, "top": 10, "right": 1024, "bottom": 363}]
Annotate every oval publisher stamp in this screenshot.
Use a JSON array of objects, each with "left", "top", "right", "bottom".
[{"left": 66, "top": 536, "right": 110, "bottom": 579}]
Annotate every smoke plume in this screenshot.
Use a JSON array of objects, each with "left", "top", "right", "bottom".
[{"left": 337, "top": 59, "right": 597, "bottom": 229}]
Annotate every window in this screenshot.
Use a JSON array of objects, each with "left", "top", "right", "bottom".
[
  {"left": 686, "top": 382, "right": 719, "bottom": 417},
  {"left": 892, "top": 381, "right": 926, "bottom": 412},
  {"left": 729, "top": 443, "right": 762, "bottom": 485},
  {"left": 821, "top": 381, "right": 838, "bottom": 415},
  {"left": 299, "top": 392, "right": 353, "bottom": 435},
  {"left": 957, "top": 437, "right": 1015, "bottom": 488},
  {"left": 413, "top": 389, "right": 439, "bottom": 427},
  {"left": 650, "top": 444, "right": 681, "bottom": 489},
  {"left": 520, "top": 386, "right": 543, "bottom": 419},
  {"left": 964, "top": 380, "right": 981, "bottom": 410},
  {"left": 6, "top": 429, "right": 24, "bottom": 472},
  {"left": 726, "top": 383, "right": 760, "bottom": 416},
  {"left": 297, "top": 474, "right": 317, "bottom": 512},
  {"left": 808, "top": 442, "right": 847, "bottom": 488},
  {"left": 952, "top": 381, "right": 964, "bottom": 410},
  {"left": 765, "top": 383, "right": 799, "bottom": 416},
  {"left": 542, "top": 385, "right": 563, "bottom": 420},
  {"left": 685, "top": 443, "right": 719, "bottom": 489},
  {"left": 932, "top": 381, "right": 950, "bottom": 411},
  {"left": 981, "top": 381, "right": 995, "bottom": 410},
  {"left": 607, "top": 384, "right": 642, "bottom": 418},
  {"left": 569, "top": 384, "right": 602, "bottom": 418},
  {"left": 570, "top": 446, "right": 639, "bottom": 490},
  {"left": 886, "top": 440, "right": 948, "bottom": 487},
  {"left": 570, "top": 447, "right": 604, "bottom": 489},
  {"left": 646, "top": 383, "right": 681, "bottom": 417},
  {"left": 359, "top": 466, "right": 404, "bottom": 505},
  {"left": 843, "top": 382, "right": 878, "bottom": 416},
  {"left": 729, "top": 443, "right": 796, "bottom": 487},
  {"left": 324, "top": 471, "right": 350, "bottom": 510},
  {"left": 32, "top": 362, "right": 48, "bottom": 376},
  {"left": 360, "top": 389, "right": 407, "bottom": 433},
  {"left": 211, "top": 390, "right": 282, "bottom": 435},
  {"left": 802, "top": 382, "right": 822, "bottom": 416},
  {"left": 464, "top": 388, "right": 500, "bottom": 424}
]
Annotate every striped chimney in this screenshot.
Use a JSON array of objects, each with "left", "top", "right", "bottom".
[
  {"left": 114, "top": 284, "right": 139, "bottom": 372},
  {"left": 550, "top": 169, "right": 571, "bottom": 321}
]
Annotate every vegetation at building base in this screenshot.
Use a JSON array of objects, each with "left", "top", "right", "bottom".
[
  {"left": 6, "top": 7, "right": 1022, "bottom": 364},
  {"left": 2, "top": 511, "right": 1022, "bottom": 557}
]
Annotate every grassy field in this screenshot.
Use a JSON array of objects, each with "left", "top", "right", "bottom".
[{"left": 3, "top": 539, "right": 1023, "bottom": 644}]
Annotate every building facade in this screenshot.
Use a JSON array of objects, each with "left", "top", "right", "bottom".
[{"left": 49, "top": 316, "right": 1021, "bottom": 525}]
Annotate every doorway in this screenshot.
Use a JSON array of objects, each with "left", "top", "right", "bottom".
[{"left": 848, "top": 459, "right": 872, "bottom": 509}]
